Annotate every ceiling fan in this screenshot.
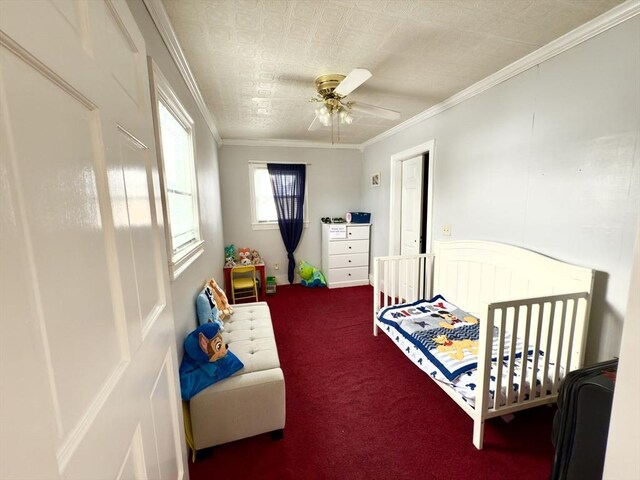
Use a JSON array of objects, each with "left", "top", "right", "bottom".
[{"left": 307, "top": 68, "right": 401, "bottom": 137}]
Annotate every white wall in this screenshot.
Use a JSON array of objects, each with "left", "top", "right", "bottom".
[
  {"left": 218, "top": 145, "right": 362, "bottom": 283},
  {"left": 361, "top": 16, "right": 640, "bottom": 364},
  {"left": 127, "top": 0, "right": 226, "bottom": 351}
]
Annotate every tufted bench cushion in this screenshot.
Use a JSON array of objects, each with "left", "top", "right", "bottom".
[
  {"left": 223, "top": 302, "right": 280, "bottom": 374},
  {"left": 189, "top": 302, "right": 285, "bottom": 450}
]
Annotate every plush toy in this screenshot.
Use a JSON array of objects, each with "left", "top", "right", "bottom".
[
  {"left": 179, "top": 322, "right": 244, "bottom": 400},
  {"left": 206, "top": 278, "right": 233, "bottom": 320},
  {"left": 251, "top": 249, "right": 262, "bottom": 265},
  {"left": 237, "top": 247, "right": 252, "bottom": 266},
  {"left": 298, "top": 260, "right": 327, "bottom": 288},
  {"left": 224, "top": 244, "right": 236, "bottom": 268},
  {"left": 196, "top": 283, "right": 223, "bottom": 328}
]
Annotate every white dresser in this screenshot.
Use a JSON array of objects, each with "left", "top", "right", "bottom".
[{"left": 321, "top": 223, "right": 371, "bottom": 288}]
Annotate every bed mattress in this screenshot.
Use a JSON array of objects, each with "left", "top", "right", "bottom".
[{"left": 376, "top": 318, "right": 560, "bottom": 408}]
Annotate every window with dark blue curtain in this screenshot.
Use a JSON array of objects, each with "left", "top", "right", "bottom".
[{"left": 267, "top": 163, "right": 306, "bottom": 284}]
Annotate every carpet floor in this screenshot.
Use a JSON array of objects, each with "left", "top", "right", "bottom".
[{"left": 189, "top": 284, "right": 556, "bottom": 480}]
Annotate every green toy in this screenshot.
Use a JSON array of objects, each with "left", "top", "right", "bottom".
[{"left": 298, "top": 260, "right": 327, "bottom": 288}]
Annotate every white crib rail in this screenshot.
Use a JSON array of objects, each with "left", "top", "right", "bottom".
[
  {"left": 473, "top": 293, "right": 589, "bottom": 434},
  {"left": 373, "top": 254, "right": 434, "bottom": 335}
]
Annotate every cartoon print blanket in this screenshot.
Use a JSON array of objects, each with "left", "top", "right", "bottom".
[{"left": 377, "top": 295, "right": 524, "bottom": 381}]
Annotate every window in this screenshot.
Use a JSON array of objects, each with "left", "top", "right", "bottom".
[
  {"left": 249, "top": 163, "right": 308, "bottom": 230},
  {"left": 150, "top": 62, "right": 203, "bottom": 279}
]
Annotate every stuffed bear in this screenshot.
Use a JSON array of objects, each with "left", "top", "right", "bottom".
[
  {"left": 206, "top": 278, "right": 233, "bottom": 320},
  {"left": 237, "top": 247, "right": 252, "bottom": 266},
  {"left": 251, "top": 249, "right": 262, "bottom": 265},
  {"left": 298, "top": 260, "right": 327, "bottom": 288}
]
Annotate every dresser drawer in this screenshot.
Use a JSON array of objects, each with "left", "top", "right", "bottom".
[
  {"left": 346, "top": 226, "right": 370, "bottom": 240},
  {"left": 328, "top": 239, "right": 368, "bottom": 255},
  {"left": 328, "top": 266, "right": 369, "bottom": 284},
  {"left": 328, "top": 252, "right": 368, "bottom": 269}
]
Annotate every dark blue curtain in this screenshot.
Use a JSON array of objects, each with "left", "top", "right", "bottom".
[{"left": 267, "top": 163, "right": 306, "bottom": 284}]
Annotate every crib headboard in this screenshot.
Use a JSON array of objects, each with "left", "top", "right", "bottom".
[{"left": 433, "top": 240, "right": 594, "bottom": 318}]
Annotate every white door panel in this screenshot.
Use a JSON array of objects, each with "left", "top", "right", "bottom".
[
  {"left": 0, "top": 1, "right": 186, "bottom": 478},
  {"left": 400, "top": 156, "right": 424, "bottom": 299}
]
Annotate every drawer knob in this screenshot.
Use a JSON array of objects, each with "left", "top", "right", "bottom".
[
  {"left": 348, "top": 260, "right": 351, "bottom": 263},
  {"left": 348, "top": 273, "right": 351, "bottom": 276},
  {"left": 348, "top": 246, "right": 352, "bottom": 249}
]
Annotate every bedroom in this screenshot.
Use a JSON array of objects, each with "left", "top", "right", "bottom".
[{"left": 1, "top": 0, "right": 638, "bottom": 479}]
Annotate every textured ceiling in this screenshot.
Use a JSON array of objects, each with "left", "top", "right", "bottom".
[{"left": 161, "top": 0, "right": 623, "bottom": 145}]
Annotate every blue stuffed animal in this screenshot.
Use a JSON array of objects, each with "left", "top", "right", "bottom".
[
  {"left": 298, "top": 260, "right": 327, "bottom": 288},
  {"left": 179, "top": 322, "right": 244, "bottom": 400}
]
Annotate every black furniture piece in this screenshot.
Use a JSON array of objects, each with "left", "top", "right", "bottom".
[{"left": 551, "top": 358, "right": 618, "bottom": 480}]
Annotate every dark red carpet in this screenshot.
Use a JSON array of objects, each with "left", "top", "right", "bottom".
[{"left": 189, "top": 285, "right": 556, "bottom": 480}]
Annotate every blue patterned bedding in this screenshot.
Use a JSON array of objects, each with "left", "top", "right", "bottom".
[{"left": 377, "top": 295, "right": 526, "bottom": 382}]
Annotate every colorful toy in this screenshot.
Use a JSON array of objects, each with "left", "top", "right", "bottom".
[
  {"left": 224, "top": 244, "right": 236, "bottom": 268},
  {"left": 251, "top": 249, "right": 262, "bottom": 265},
  {"left": 298, "top": 260, "right": 327, "bottom": 288},
  {"left": 206, "top": 278, "right": 233, "bottom": 320},
  {"left": 179, "top": 322, "right": 244, "bottom": 400},
  {"left": 238, "top": 247, "right": 252, "bottom": 266}
]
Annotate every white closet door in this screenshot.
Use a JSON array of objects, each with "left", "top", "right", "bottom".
[{"left": 0, "top": 1, "right": 187, "bottom": 478}]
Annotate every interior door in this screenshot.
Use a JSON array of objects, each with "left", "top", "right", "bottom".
[
  {"left": 399, "top": 155, "right": 424, "bottom": 300},
  {"left": 0, "top": 1, "right": 187, "bottom": 478},
  {"left": 400, "top": 155, "right": 424, "bottom": 256}
]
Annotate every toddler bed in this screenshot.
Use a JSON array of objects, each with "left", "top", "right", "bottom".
[{"left": 373, "top": 240, "right": 594, "bottom": 449}]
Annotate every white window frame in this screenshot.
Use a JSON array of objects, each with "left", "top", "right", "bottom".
[
  {"left": 149, "top": 59, "right": 204, "bottom": 279},
  {"left": 248, "top": 163, "right": 309, "bottom": 231}
]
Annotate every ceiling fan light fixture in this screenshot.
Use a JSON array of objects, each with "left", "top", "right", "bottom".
[{"left": 339, "top": 109, "right": 353, "bottom": 125}]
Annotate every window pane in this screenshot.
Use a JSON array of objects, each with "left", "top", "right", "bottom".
[
  {"left": 158, "top": 100, "right": 198, "bottom": 253},
  {"left": 254, "top": 167, "right": 278, "bottom": 222},
  {"left": 159, "top": 102, "right": 191, "bottom": 193}
]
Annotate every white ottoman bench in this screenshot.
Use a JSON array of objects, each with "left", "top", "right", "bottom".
[{"left": 189, "top": 302, "right": 285, "bottom": 451}]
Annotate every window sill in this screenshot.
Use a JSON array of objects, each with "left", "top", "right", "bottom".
[
  {"left": 251, "top": 221, "right": 309, "bottom": 231},
  {"left": 170, "top": 239, "right": 205, "bottom": 280}
]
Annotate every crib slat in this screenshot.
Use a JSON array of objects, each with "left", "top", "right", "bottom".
[
  {"left": 552, "top": 300, "right": 568, "bottom": 396},
  {"left": 563, "top": 299, "right": 579, "bottom": 373},
  {"left": 505, "top": 307, "right": 519, "bottom": 406},
  {"left": 530, "top": 303, "right": 544, "bottom": 401},
  {"left": 493, "top": 308, "right": 505, "bottom": 410},
  {"left": 541, "top": 301, "right": 555, "bottom": 397},
  {"left": 518, "top": 305, "right": 532, "bottom": 403}
]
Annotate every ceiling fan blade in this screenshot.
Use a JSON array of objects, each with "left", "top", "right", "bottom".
[
  {"left": 334, "top": 68, "right": 372, "bottom": 97},
  {"left": 308, "top": 116, "right": 321, "bottom": 131},
  {"left": 349, "top": 101, "right": 401, "bottom": 120}
]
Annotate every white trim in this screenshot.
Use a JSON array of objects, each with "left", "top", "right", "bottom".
[
  {"left": 142, "top": 0, "right": 221, "bottom": 145},
  {"left": 148, "top": 59, "right": 205, "bottom": 281},
  {"left": 170, "top": 240, "right": 204, "bottom": 280},
  {"left": 222, "top": 138, "right": 361, "bottom": 150},
  {"left": 362, "top": 0, "right": 640, "bottom": 150},
  {"left": 389, "top": 140, "right": 436, "bottom": 256}
]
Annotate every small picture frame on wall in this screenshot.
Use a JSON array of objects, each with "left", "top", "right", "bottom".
[{"left": 371, "top": 172, "right": 381, "bottom": 187}]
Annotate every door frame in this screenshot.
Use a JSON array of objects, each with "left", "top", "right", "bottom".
[{"left": 388, "top": 139, "right": 435, "bottom": 256}]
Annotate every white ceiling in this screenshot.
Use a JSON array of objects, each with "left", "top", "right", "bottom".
[{"left": 160, "top": 0, "right": 623, "bottom": 145}]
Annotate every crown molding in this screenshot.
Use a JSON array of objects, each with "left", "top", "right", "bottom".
[
  {"left": 221, "top": 138, "right": 362, "bottom": 150},
  {"left": 142, "top": 0, "right": 221, "bottom": 145},
  {"left": 361, "top": 0, "right": 640, "bottom": 150},
  {"left": 140, "top": 0, "right": 638, "bottom": 152}
]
